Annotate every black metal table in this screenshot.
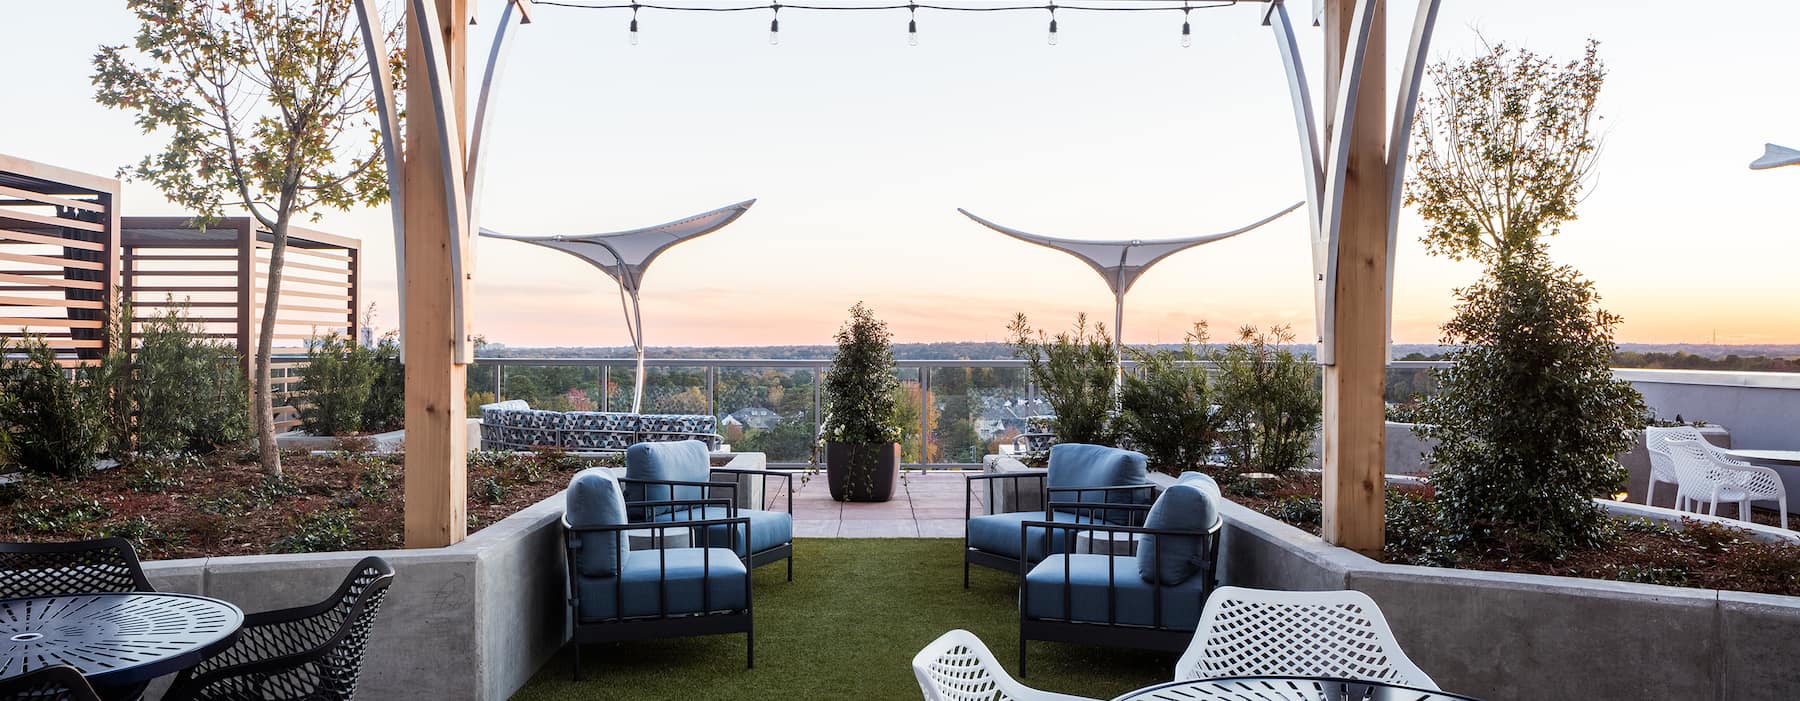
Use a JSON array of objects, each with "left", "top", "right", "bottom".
[
  {"left": 0, "top": 593, "right": 242, "bottom": 698},
  {"left": 1113, "top": 676, "right": 1483, "bottom": 701}
]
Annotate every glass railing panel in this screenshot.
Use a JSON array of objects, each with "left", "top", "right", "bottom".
[{"left": 713, "top": 365, "right": 821, "bottom": 465}]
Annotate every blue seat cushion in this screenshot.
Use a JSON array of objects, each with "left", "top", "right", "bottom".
[
  {"left": 575, "top": 547, "right": 748, "bottom": 623},
  {"left": 967, "top": 511, "right": 1095, "bottom": 562},
  {"left": 1136, "top": 483, "right": 1219, "bottom": 585},
  {"left": 652, "top": 507, "right": 793, "bottom": 557},
  {"left": 625, "top": 440, "right": 715, "bottom": 515},
  {"left": 1046, "top": 444, "right": 1151, "bottom": 524},
  {"left": 565, "top": 468, "right": 630, "bottom": 577},
  {"left": 1024, "top": 554, "right": 1209, "bottom": 630}
]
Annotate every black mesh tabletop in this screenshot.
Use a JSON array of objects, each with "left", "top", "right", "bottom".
[
  {"left": 1113, "top": 677, "right": 1483, "bottom": 701},
  {"left": 0, "top": 593, "right": 243, "bottom": 686}
]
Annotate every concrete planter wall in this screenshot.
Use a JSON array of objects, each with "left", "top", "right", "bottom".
[
  {"left": 1165, "top": 469, "right": 1800, "bottom": 701},
  {"left": 141, "top": 492, "right": 568, "bottom": 701}
]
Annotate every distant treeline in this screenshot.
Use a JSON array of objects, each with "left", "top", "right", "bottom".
[{"left": 1611, "top": 351, "right": 1800, "bottom": 373}]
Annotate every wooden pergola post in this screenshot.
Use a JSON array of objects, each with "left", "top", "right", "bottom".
[
  {"left": 403, "top": 0, "right": 472, "bottom": 548},
  {"left": 1319, "top": 0, "right": 1390, "bottom": 557}
]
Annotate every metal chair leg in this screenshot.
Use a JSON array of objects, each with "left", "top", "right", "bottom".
[{"left": 572, "top": 643, "right": 582, "bottom": 681}]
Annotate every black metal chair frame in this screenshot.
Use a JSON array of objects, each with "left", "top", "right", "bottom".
[
  {"left": 163, "top": 556, "right": 395, "bottom": 701},
  {"left": 0, "top": 664, "right": 104, "bottom": 701},
  {"left": 564, "top": 498, "right": 754, "bottom": 678},
  {"left": 1015, "top": 504, "right": 1223, "bottom": 676},
  {"left": 962, "top": 472, "right": 1155, "bottom": 587},
  {"left": 0, "top": 538, "right": 154, "bottom": 598},
  {"left": 621, "top": 466, "right": 796, "bottom": 580}
]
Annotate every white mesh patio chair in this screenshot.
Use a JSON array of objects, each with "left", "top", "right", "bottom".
[
  {"left": 1174, "top": 587, "right": 1437, "bottom": 690},
  {"left": 1663, "top": 439, "right": 1788, "bottom": 530},
  {"left": 1644, "top": 427, "right": 1753, "bottom": 511},
  {"left": 913, "top": 629, "right": 1098, "bottom": 701}
]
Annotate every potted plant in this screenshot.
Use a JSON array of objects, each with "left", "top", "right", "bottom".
[{"left": 822, "top": 302, "right": 903, "bottom": 502}]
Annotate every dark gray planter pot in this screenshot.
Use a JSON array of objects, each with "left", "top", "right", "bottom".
[{"left": 825, "top": 442, "right": 900, "bottom": 502}]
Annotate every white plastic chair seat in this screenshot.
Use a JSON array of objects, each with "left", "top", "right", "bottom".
[
  {"left": 1662, "top": 438, "right": 1788, "bottom": 530},
  {"left": 1175, "top": 587, "right": 1437, "bottom": 690},
  {"left": 913, "top": 629, "right": 1098, "bottom": 701}
]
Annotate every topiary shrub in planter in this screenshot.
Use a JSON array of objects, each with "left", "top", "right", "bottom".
[
  {"left": 821, "top": 302, "right": 904, "bottom": 502},
  {"left": 1118, "top": 322, "right": 1216, "bottom": 475},
  {"left": 1007, "top": 313, "right": 1116, "bottom": 447},
  {"left": 0, "top": 336, "right": 108, "bottom": 477},
  {"left": 1210, "top": 324, "right": 1320, "bottom": 476}
]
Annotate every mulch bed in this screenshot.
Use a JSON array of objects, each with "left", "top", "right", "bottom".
[
  {"left": 1226, "top": 471, "right": 1800, "bottom": 596},
  {"left": 0, "top": 449, "right": 616, "bottom": 560}
]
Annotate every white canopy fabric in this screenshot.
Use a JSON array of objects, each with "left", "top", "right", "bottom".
[
  {"left": 958, "top": 203, "right": 1303, "bottom": 297},
  {"left": 479, "top": 199, "right": 755, "bottom": 413},
  {"left": 1751, "top": 143, "right": 1800, "bottom": 170}
]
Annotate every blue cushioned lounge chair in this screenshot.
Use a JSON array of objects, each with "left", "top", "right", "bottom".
[
  {"left": 622, "top": 440, "right": 796, "bottom": 581},
  {"left": 563, "top": 468, "right": 754, "bottom": 678},
  {"left": 1017, "top": 477, "right": 1222, "bottom": 676},
  {"left": 963, "top": 444, "right": 1155, "bottom": 587}
]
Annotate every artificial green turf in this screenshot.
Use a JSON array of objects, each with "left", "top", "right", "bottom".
[{"left": 510, "top": 538, "right": 1173, "bottom": 700}]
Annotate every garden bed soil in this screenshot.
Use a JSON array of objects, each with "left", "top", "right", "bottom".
[
  {"left": 0, "top": 449, "right": 618, "bottom": 560},
  {"left": 1226, "top": 471, "right": 1800, "bottom": 596}
]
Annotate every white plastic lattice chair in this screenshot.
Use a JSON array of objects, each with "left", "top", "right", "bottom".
[
  {"left": 1663, "top": 439, "right": 1788, "bottom": 530},
  {"left": 1644, "top": 427, "right": 1752, "bottom": 511},
  {"left": 1174, "top": 587, "right": 1437, "bottom": 690},
  {"left": 912, "top": 630, "right": 1099, "bottom": 701}
]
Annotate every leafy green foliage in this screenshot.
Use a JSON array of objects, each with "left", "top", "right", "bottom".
[
  {"left": 1118, "top": 323, "right": 1215, "bottom": 475},
  {"left": 823, "top": 302, "right": 902, "bottom": 445},
  {"left": 0, "top": 336, "right": 107, "bottom": 477},
  {"left": 130, "top": 305, "right": 252, "bottom": 453},
  {"left": 271, "top": 509, "right": 361, "bottom": 554},
  {"left": 1418, "top": 251, "right": 1645, "bottom": 557},
  {"left": 299, "top": 331, "right": 379, "bottom": 436},
  {"left": 1008, "top": 313, "right": 1116, "bottom": 446},
  {"left": 1210, "top": 325, "right": 1320, "bottom": 475},
  {"left": 362, "top": 333, "right": 405, "bottom": 432},
  {"left": 1407, "top": 39, "right": 1606, "bottom": 263}
]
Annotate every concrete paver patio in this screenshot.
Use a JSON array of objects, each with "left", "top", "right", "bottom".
[{"left": 778, "top": 470, "right": 978, "bottom": 538}]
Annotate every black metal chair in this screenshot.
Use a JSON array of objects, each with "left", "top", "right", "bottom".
[
  {"left": 0, "top": 538, "right": 154, "bottom": 599},
  {"left": 0, "top": 665, "right": 103, "bottom": 701},
  {"left": 161, "top": 557, "right": 395, "bottom": 701}
]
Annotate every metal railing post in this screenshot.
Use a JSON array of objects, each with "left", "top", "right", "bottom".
[
  {"left": 921, "top": 365, "right": 932, "bottom": 467},
  {"left": 601, "top": 364, "right": 610, "bottom": 412},
  {"left": 706, "top": 366, "right": 716, "bottom": 418},
  {"left": 494, "top": 364, "right": 503, "bottom": 401}
]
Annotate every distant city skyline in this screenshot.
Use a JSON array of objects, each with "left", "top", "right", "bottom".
[{"left": 5, "top": 1, "right": 1797, "bottom": 348}]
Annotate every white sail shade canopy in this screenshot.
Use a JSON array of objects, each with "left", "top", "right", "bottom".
[
  {"left": 1751, "top": 143, "right": 1800, "bottom": 170},
  {"left": 479, "top": 199, "right": 756, "bottom": 413}
]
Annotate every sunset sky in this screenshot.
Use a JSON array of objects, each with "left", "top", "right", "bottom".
[{"left": 5, "top": 1, "right": 1798, "bottom": 348}]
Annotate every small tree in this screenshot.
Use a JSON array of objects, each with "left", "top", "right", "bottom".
[
  {"left": 94, "top": 0, "right": 399, "bottom": 476},
  {"left": 1417, "top": 252, "right": 1644, "bottom": 555},
  {"left": 1210, "top": 325, "right": 1321, "bottom": 475},
  {"left": 299, "top": 331, "right": 378, "bottom": 437},
  {"left": 822, "top": 302, "right": 902, "bottom": 447},
  {"left": 1008, "top": 313, "right": 1116, "bottom": 446},
  {"left": 1118, "top": 322, "right": 1216, "bottom": 475},
  {"left": 1409, "top": 39, "right": 1644, "bottom": 557}
]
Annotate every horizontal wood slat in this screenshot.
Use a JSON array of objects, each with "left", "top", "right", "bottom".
[
  {"left": 0, "top": 272, "right": 103, "bottom": 290},
  {"left": 0, "top": 317, "right": 103, "bottom": 329},
  {"left": 0, "top": 227, "right": 105, "bottom": 251},
  {"left": 269, "top": 259, "right": 350, "bottom": 275},
  {"left": 252, "top": 288, "right": 351, "bottom": 302},
  {"left": 0, "top": 184, "right": 106, "bottom": 213},
  {"left": 0, "top": 250, "right": 105, "bottom": 271},
  {"left": 0, "top": 294, "right": 104, "bottom": 310},
  {"left": 0, "top": 208, "right": 104, "bottom": 232}
]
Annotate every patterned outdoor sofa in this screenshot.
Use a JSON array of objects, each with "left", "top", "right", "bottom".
[{"left": 478, "top": 400, "right": 723, "bottom": 452}]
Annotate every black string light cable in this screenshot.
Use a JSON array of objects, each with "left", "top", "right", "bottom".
[{"left": 536, "top": 1, "right": 1242, "bottom": 47}]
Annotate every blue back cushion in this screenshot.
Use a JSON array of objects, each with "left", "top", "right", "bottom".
[
  {"left": 1046, "top": 443, "right": 1151, "bottom": 523},
  {"left": 1176, "top": 471, "right": 1223, "bottom": 500},
  {"left": 565, "top": 468, "right": 630, "bottom": 577},
  {"left": 624, "top": 440, "right": 714, "bottom": 514},
  {"left": 1136, "top": 483, "right": 1219, "bottom": 585}
]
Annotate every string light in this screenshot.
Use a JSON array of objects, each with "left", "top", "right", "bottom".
[
  {"left": 1180, "top": 2, "right": 1191, "bottom": 48},
  {"left": 629, "top": 3, "right": 640, "bottom": 45},
  {"left": 769, "top": 3, "right": 781, "bottom": 45},
  {"left": 1046, "top": 4, "right": 1058, "bottom": 46},
  {"left": 907, "top": 3, "right": 918, "bottom": 46}
]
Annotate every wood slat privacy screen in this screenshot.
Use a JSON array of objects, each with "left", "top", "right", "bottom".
[
  {"left": 121, "top": 217, "right": 361, "bottom": 432},
  {"left": 0, "top": 156, "right": 122, "bottom": 367}
]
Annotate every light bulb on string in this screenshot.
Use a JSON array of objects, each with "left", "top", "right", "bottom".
[
  {"left": 1180, "top": 3, "right": 1195, "bottom": 48},
  {"left": 1047, "top": 6, "right": 1058, "bottom": 46},
  {"left": 907, "top": 4, "right": 918, "bottom": 46},
  {"left": 628, "top": 5, "right": 639, "bottom": 46},
  {"left": 769, "top": 4, "right": 781, "bottom": 45}
]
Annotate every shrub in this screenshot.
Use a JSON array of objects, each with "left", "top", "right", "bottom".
[
  {"left": 822, "top": 302, "right": 902, "bottom": 446},
  {"left": 1118, "top": 323, "right": 1215, "bottom": 474},
  {"left": 299, "top": 331, "right": 378, "bottom": 436},
  {"left": 0, "top": 335, "right": 107, "bottom": 477},
  {"left": 131, "top": 305, "right": 251, "bottom": 453},
  {"left": 1417, "top": 251, "right": 1645, "bottom": 557},
  {"left": 1008, "top": 313, "right": 1116, "bottom": 446},
  {"left": 1210, "top": 325, "right": 1321, "bottom": 475},
  {"left": 271, "top": 509, "right": 361, "bottom": 554},
  {"left": 361, "top": 333, "right": 404, "bottom": 432}
]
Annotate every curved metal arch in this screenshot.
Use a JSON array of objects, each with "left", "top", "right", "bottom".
[
  {"left": 468, "top": 0, "right": 534, "bottom": 269},
  {"left": 1385, "top": 0, "right": 1445, "bottom": 359},
  {"left": 350, "top": 0, "right": 406, "bottom": 344}
]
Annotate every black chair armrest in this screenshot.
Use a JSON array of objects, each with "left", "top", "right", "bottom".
[
  {"left": 618, "top": 496, "right": 737, "bottom": 523},
  {"left": 709, "top": 467, "right": 796, "bottom": 514}
]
